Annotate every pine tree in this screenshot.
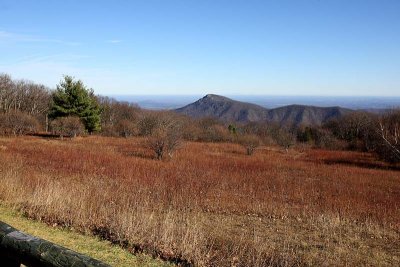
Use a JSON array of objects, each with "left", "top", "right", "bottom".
[{"left": 49, "top": 76, "right": 101, "bottom": 133}]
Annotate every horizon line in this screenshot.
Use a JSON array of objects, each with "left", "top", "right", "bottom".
[{"left": 108, "top": 94, "right": 400, "bottom": 98}]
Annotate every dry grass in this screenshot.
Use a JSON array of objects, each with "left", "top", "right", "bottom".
[
  {"left": 0, "top": 136, "right": 399, "bottom": 266},
  {"left": 0, "top": 205, "right": 169, "bottom": 267}
]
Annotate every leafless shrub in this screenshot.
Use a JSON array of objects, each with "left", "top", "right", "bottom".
[
  {"left": 179, "top": 117, "right": 203, "bottom": 141},
  {"left": 315, "top": 129, "right": 346, "bottom": 149},
  {"left": 271, "top": 127, "right": 296, "bottom": 152},
  {"left": 237, "top": 134, "right": 262, "bottom": 155},
  {"left": 99, "top": 125, "right": 119, "bottom": 137},
  {"left": 195, "top": 118, "right": 230, "bottom": 142},
  {"left": 115, "top": 119, "right": 137, "bottom": 137},
  {"left": 296, "top": 126, "right": 346, "bottom": 150},
  {"left": 0, "top": 110, "right": 40, "bottom": 136},
  {"left": 138, "top": 113, "right": 160, "bottom": 136},
  {"left": 324, "top": 112, "right": 377, "bottom": 150},
  {"left": 51, "top": 116, "right": 85, "bottom": 138},
  {"left": 201, "top": 124, "right": 230, "bottom": 142},
  {"left": 240, "top": 121, "right": 276, "bottom": 145}
]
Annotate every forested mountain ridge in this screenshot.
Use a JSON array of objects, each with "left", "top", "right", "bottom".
[{"left": 175, "top": 94, "right": 352, "bottom": 125}]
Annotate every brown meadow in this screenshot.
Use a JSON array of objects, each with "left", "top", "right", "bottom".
[{"left": 0, "top": 136, "right": 399, "bottom": 266}]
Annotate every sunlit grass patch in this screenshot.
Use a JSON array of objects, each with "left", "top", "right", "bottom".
[{"left": 0, "top": 205, "right": 170, "bottom": 267}]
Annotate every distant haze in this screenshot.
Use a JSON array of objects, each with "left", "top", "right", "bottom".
[{"left": 111, "top": 95, "right": 400, "bottom": 110}]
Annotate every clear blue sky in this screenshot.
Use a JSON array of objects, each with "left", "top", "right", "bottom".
[{"left": 0, "top": 0, "right": 399, "bottom": 96}]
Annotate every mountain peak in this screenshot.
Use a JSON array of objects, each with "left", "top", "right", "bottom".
[
  {"left": 175, "top": 94, "right": 352, "bottom": 125},
  {"left": 202, "top": 94, "right": 231, "bottom": 102},
  {"left": 176, "top": 94, "right": 268, "bottom": 122}
]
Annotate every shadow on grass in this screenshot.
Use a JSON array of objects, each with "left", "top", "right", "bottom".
[
  {"left": 128, "top": 151, "right": 155, "bottom": 160},
  {"left": 323, "top": 158, "right": 400, "bottom": 171},
  {"left": 116, "top": 147, "right": 155, "bottom": 160},
  {"left": 28, "top": 133, "right": 60, "bottom": 139}
]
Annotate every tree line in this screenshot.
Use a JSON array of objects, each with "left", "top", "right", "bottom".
[{"left": 0, "top": 73, "right": 399, "bottom": 163}]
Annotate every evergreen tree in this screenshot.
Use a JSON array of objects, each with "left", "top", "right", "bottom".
[{"left": 49, "top": 76, "right": 101, "bottom": 133}]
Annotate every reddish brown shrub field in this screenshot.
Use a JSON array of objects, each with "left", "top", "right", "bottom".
[{"left": 0, "top": 136, "right": 399, "bottom": 266}]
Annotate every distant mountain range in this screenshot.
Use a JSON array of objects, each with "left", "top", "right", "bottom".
[
  {"left": 175, "top": 94, "right": 353, "bottom": 126},
  {"left": 113, "top": 95, "right": 400, "bottom": 110}
]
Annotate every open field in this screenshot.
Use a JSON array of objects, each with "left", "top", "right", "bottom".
[{"left": 0, "top": 136, "right": 399, "bottom": 266}]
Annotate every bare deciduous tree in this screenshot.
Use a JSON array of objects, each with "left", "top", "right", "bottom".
[
  {"left": 0, "top": 74, "right": 51, "bottom": 131},
  {"left": 51, "top": 116, "right": 85, "bottom": 139},
  {"left": 146, "top": 113, "right": 183, "bottom": 160},
  {"left": 0, "top": 74, "right": 50, "bottom": 114},
  {"left": 376, "top": 110, "right": 400, "bottom": 163},
  {"left": 98, "top": 96, "right": 140, "bottom": 134}
]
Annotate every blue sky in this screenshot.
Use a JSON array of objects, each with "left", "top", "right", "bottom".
[{"left": 0, "top": 0, "right": 399, "bottom": 96}]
